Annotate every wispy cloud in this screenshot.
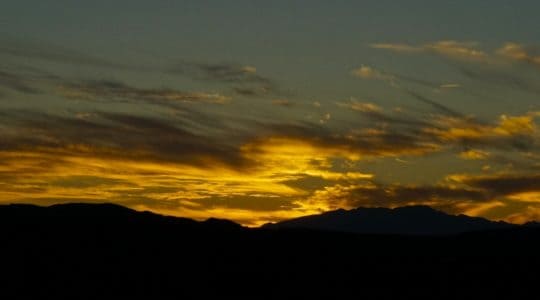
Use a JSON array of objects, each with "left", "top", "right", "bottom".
[
  {"left": 372, "top": 40, "right": 540, "bottom": 69},
  {"left": 496, "top": 43, "right": 540, "bottom": 67},
  {"left": 350, "top": 64, "right": 459, "bottom": 91},
  {"left": 170, "top": 62, "right": 271, "bottom": 84},
  {"left": 0, "top": 36, "right": 140, "bottom": 70},
  {"left": 449, "top": 173, "right": 540, "bottom": 201},
  {"left": 1, "top": 106, "right": 539, "bottom": 224},
  {"left": 0, "top": 70, "right": 41, "bottom": 94},
  {"left": 271, "top": 99, "right": 292, "bottom": 106},
  {"left": 350, "top": 65, "right": 393, "bottom": 81},
  {"left": 59, "top": 80, "right": 231, "bottom": 105},
  {"left": 371, "top": 40, "right": 488, "bottom": 62}
]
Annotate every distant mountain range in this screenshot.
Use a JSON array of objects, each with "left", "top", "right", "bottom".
[
  {"left": 0, "top": 202, "right": 243, "bottom": 231},
  {"left": 2, "top": 202, "right": 540, "bottom": 298},
  {"left": 263, "top": 205, "right": 518, "bottom": 235},
  {"left": 1, "top": 202, "right": 536, "bottom": 235}
]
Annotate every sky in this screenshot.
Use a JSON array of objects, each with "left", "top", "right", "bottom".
[{"left": 1, "top": 1, "right": 540, "bottom": 225}]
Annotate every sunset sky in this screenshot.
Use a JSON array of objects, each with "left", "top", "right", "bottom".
[{"left": 1, "top": 1, "right": 540, "bottom": 225}]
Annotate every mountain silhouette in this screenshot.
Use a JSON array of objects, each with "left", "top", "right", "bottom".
[
  {"left": 2, "top": 203, "right": 540, "bottom": 299},
  {"left": 263, "top": 205, "right": 514, "bottom": 235},
  {"left": 0, "top": 202, "right": 244, "bottom": 232}
]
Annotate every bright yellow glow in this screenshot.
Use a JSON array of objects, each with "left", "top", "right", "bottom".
[
  {"left": 508, "top": 192, "right": 540, "bottom": 203},
  {"left": 2, "top": 112, "right": 540, "bottom": 225},
  {"left": 0, "top": 136, "right": 375, "bottom": 226},
  {"left": 454, "top": 201, "right": 505, "bottom": 217},
  {"left": 459, "top": 150, "right": 490, "bottom": 160},
  {"left": 426, "top": 112, "right": 539, "bottom": 141}
]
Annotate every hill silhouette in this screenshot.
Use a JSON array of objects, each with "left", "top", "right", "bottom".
[
  {"left": 2, "top": 203, "right": 539, "bottom": 299},
  {"left": 263, "top": 205, "right": 514, "bottom": 235}
]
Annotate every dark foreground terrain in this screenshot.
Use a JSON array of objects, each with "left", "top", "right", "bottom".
[{"left": 1, "top": 203, "right": 539, "bottom": 299}]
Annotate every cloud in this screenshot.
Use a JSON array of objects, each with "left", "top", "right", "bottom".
[
  {"left": 339, "top": 99, "right": 434, "bottom": 128},
  {"left": 350, "top": 65, "right": 393, "bottom": 80},
  {"left": 0, "top": 37, "right": 281, "bottom": 101},
  {"left": 424, "top": 112, "right": 540, "bottom": 152},
  {"left": 2, "top": 108, "right": 540, "bottom": 225},
  {"left": 4, "top": 36, "right": 540, "bottom": 225},
  {"left": 0, "top": 110, "right": 376, "bottom": 226},
  {"left": 337, "top": 98, "right": 540, "bottom": 162},
  {"left": 168, "top": 62, "right": 282, "bottom": 97},
  {"left": 0, "top": 70, "right": 41, "bottom": 94},
  {"left": 372, "top": 40, "right": 540, "bottom": 69},
  {"left": 404, "top": 90, "right": 465, "bottom": 118},
  {"left": 425, "top": 41, "right": 487, "bottom": 61},
  {"left": 459, "top": 149, "right": 490, "bottom": 160},
  {"left": 449, "top": 173, "right": 540, "bottom": 200},
  {"left": 370, "top": 43, "right": 422, "bottom": 53},
  {"left": 252, "top": 124, "right": 441, "bottom": 160},
  {"left": 439, "top": 83, "right": 461, "bottom": 89},
  {"left": 59, "top": 80, "right": 231, "bottom": 105},
  {"left": 496, "top": 43, "right": 540, "bottom": 67},
  {"left": 295, "top": 181, "right": 491, "bottom": 215},
  {"left": 232, "top": 87, "right": 261, "bottom": 96},
  {"left": 0, "top": 36, "right": 139, "bottom": 70},
  {"left": 371, "top": 40, "right": 487, "bottom": 61},
  {"left": 170, "top": 62, "right": 270, "bottom": 84},
  {"left": 338, "top": 100, "right": 382, "bottom": 113},
  {"left": 0, "top": 111, "right": 248, "bottom": 169},
  {"left": 170, "top": 61, "right": 275, "bottom": 87},
  {"left": 505, "top": 206, "right": 540, "bottom": 224},
  {"left": 350, "top": 64, "right": 461, "bottom": 92},
  {"left": 457, "top": 66, "right": 540, "bottom": 95},
  {"left": 293, "top": 171, "right": 540, "bottom": 223},
  {"left": 271, "top": 99, "right": 292, "bottom": 106}
]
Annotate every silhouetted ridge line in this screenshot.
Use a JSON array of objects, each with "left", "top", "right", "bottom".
[
  {"left": 1, "top": 202, "right": 540, "bottom": 299},
  {"left": 0, "top": 203, "right": 245, "bottom": 231},
  {"left": 263, "top": 205, "right": 515, "bottom": 235}
]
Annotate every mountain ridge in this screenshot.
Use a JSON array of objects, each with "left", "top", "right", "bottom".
[
  {"left": 2, "top": 202, "right": 540, "bottom": 299},
  {"left": 262, "top": 205, "right": 515, "bottom": 235},
  {"left": 0, "top": 202, "right": 523, "bottom": 235}
]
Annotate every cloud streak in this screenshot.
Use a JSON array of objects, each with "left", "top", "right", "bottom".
[
  {"left": 372, "top": 40, "right": 540, "bottom": 69},
  {"left": 59, "top": 80, "right": 231, "bottom": 105},
  {"left": 371, "top": 40, "right": 488, "bottom": 62}
]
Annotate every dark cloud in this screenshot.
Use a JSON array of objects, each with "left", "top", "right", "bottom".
[
  {"left": 0, "top": 70, "right": 41, "bottom": 94},
  {"left": 457, "top": 174, "right": 540, "bottom": 197},
  {"left": 0, "top": 36, "right": 138, "bottom": 71},
  {"left": 271, "top": 99, "right": 293, "bottom": 107},
  {"left": 48, "top": 175, "right": 131, "bottom": 188},
  {"left": 341, "top": 103, "right": 435, "bottom": 128},
  {"left": 170, "top": 62, "right": 270, "bottom": 84},
  {"left": 251, "top": 121, "right": 441, "bottom": 158},
  {"left": 233, "top": 87, "right": 260, "bottom": 96},
  {"left": 458, "top": 66, "right": 540, "bottom": 95},
  {"left": 232, "top": 86, "right": 276, "bottom": 97},
  {"left": 0, "top": 37, "right": 284, "bottom": 103},
  {"left": 404, "top": 90, "right": 465, "bottom": 118},
  {"left": 342, "top": 99, "right": 539, "bottom": 156},
  {"left": 60, "top": 80, "right": 231, "bottom": 105},
  {"left": 0, "top": 110, "right": 250, "bottom": 169},
  {"left": 345, "top": 184, "right": 488, "bottom": 207},
  {"left": 169, "top": 62, "right": 280, "bottom": 96}
]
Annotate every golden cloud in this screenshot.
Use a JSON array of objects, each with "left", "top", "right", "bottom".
[
  {"left": 350, "top": 65, "right": 393, "bottom": 81},
  {"left": 371, "top": 40, "right": 487, "bottom": 61},
  {"left": 496, "top": 43, "right": 540, "bottom": 66},
  {"left": 372, "top": 40, "right": 540, "bottom": 67}
]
